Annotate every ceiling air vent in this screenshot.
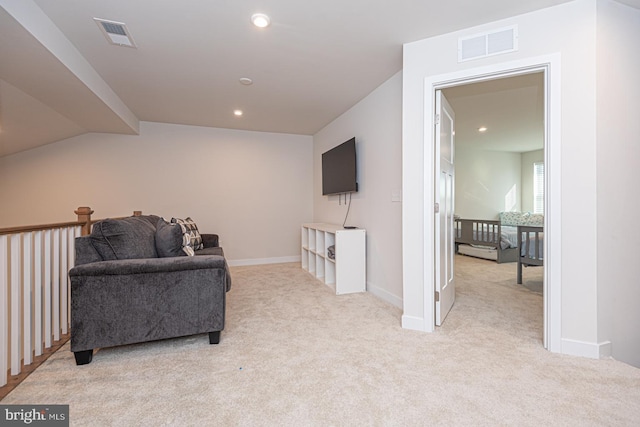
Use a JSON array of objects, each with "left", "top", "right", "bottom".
[
  {"left": 458, "top": 25, "right": 517, "bottom": 62},
  {"left": 94, "top": 18, "right": 137, "bottom": 48}
]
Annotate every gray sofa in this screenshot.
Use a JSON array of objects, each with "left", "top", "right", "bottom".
[{"left": 68, "top": 215, "right": 231, "bottom": 365}]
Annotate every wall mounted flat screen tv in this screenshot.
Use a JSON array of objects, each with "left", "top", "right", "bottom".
[{"left": 322, "top": 137, "right": 358, "bottom": 195}]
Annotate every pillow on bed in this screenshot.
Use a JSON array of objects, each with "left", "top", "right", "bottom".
[
  {"left": 526, "top": 214, "right": 544, "bottom": 226},
  {"left": 499, "top": 211, "right": 543, "bottom": 227},
  {"left": 499, "top": 211, "right": 526, "bottom": 226}
]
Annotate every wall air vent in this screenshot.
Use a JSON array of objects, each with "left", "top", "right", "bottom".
[
  {"left": 94, "top": 18, "right": 137, "bottom": 48},
  {"left": 458, "top": 25, "right": 517, "bottom": 62}
]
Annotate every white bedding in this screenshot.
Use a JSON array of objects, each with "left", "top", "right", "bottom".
[{"left": 521, "top": 231, "right": 544, "bottom": 259}]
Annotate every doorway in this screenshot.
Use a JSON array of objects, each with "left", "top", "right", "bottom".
[
  {"left": 420, "top": 55, "right": 562, "bottom": 352},
  {"left": 440, "top": 72, "right": 546, "bottom": 343}
]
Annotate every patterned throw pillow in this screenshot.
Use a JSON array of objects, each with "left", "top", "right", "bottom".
[{"left": 171, "top": 217, "right": 204, "bottom": 256}]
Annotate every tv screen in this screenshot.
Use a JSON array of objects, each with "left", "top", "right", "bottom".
[{"left": 322, "top": 137, "right": 358, "bottom": 195}]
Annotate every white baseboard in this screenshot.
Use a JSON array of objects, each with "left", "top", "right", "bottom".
[
  {"left": 228, "top": 255, "right": 301, "bottom": 267},
  {"left": 401, "top": 314, "right": 426, "bottom": 332},
  {"left": 561, "top": 338, "right": 612, "bottom": 359},
  {"left": 598, "top": 341, "right": 612, "bottom": 358},
  {"left": 367, "top": 282, "right": 403, "bottom": 309}
]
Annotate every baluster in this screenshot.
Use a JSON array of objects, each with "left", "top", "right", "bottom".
[
  {"left": 23, "top": 232, "right": 33, "bottom": 366},
  {"left": 60, "top": 229, "right": 68, "bottom": 335},
  {"left": 52, "top": 229, "right": 60, "bottom": 342},
  {"left": 44, "top": 230, "right": 52, "bottom": 348},
  {"left": 0, "top": 235, "right": 8, "bottom": 387},
  {"left": 10, "top": 234, "right": 21, "bottom": 375},
  {"left": 34, "top": 231, "right": 43, "bottom": 357}
]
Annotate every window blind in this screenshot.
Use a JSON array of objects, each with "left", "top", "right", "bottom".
[{"left": 533, "top": 162, "right": 544, "bottom": 214}]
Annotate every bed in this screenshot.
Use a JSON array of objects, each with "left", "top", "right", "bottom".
[
  {"left": 517, "top": 225, "right": 544, "bottom": 284},
  {"left": 454, "top": 212, "right": 544, "bottom": 264},
  {"left": 454, "top": 218, "right": 519, "bottom": 263}
]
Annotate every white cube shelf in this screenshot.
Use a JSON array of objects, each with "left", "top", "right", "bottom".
[{"left": 301, "top": 223, "right": 366, "bottom": 295}]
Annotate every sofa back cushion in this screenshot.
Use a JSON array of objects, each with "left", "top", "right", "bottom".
[
  {"left": 155, "top": 218, "right": 188, "bottom": 257},
  {"left": 75, "top": 236, "right": 103, "bottom": 265},
  {"left": 90, "top": 216, "right": 158, "bottom": 260}
]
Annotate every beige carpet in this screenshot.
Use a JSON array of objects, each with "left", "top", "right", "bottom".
[{"left": 3, "top": 256, "right": 639, "bottom": 426}]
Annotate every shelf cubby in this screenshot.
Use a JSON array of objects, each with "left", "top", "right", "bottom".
[{"left": 300, "top": 223, "right": 365, "bottom": 295}]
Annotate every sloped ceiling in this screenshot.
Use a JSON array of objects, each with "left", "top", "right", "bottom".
[{"left": 3, "top": 0, "right": 636, "bottom": 158}]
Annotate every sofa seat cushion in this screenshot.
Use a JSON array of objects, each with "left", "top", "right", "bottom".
[
  {"left": 90, "top": 216, "right": 158, "bottom": 260},
  {"left": 195, "top": 246, "right": 225, "bottom": 257}
]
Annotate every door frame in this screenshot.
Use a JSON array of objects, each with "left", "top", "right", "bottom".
[{"left": 422, "top": 54, "right": 561, "bottom": 352}]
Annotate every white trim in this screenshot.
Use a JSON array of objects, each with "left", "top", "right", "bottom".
[
  {"left": 598, "top": 341, "right": 612, "bottom": 359},
  {"left": 228, "top": 255, "right": 301, "bottom": 267},
  {"left": 401, "top": 314, "right": 425, "bottom": 331},
  {"left": 367, "top": 282, "right": 403, "bottom": 309},
  {"left": 544, "top": 54, "right": 562, "bottom": 353},
  {"left": 562, "top": 339, "right": 611, "bottom": 360},
  {"left": 421, "top": 54, "right": 562, "bottom": 353}
]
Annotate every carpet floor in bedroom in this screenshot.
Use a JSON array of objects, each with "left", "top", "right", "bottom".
[{"left": 2, "top": 255, "right": 639, "bottom": 426}]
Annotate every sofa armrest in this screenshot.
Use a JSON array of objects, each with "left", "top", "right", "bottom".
[
  {"left": 201, "top": 233, "right": 219, "bottom": 248},
  {"left": 69, "top": 255, "right": 226, "bottom": 277},
  {"left": 69, "top": 255, "right": 229, "bottom": 353}
]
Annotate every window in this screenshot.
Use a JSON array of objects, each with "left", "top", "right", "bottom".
[{"left": 533, "top": 162, "right": 544, "bottom": 214}]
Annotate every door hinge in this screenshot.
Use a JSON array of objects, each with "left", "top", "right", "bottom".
[
  {"left": 435, "top": 113, "right": 440, "bottom": 125},
  {"left": 435, "top": 203, "right": 440, "bottom": 213},
  {"left": 435, "top": 291, "right": 440, "bottom": 302}
]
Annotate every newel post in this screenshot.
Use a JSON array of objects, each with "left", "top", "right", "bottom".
[{"left": 75, "top": 207, "right": 94, "bottom": 236}]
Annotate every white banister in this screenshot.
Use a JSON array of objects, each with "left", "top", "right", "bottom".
[
  {"left": 1, "top": 208, "right": 137, "bottom": 390},
  {"left": 1, "top": 225, "right": 77, "bottom": 387}
]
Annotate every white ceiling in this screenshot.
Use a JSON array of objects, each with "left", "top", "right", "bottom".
[
  {"left": 1, "top": 0, "right": 638, "bottom": 158},
  {"left": 443, "top": 73, "right": 545, "bottom": 153}
]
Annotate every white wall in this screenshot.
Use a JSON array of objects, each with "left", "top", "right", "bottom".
[
  {"left": 313, "top": 72, "right": 403, "bottom": 308},
  {"left": 403, "top": 0, "right": 600, "bottom": 354},
  {"left": 596, "top": 0, "right": 640, "bottom": 367},
  {"left": 455, "top": 148, "right": 522, "bottom": 219},
  {"left": 521, "top": 149, "right": 544, "bottom": 213},
  {"left": 0, "top": 122, "right": 313, "bottom": 265}
]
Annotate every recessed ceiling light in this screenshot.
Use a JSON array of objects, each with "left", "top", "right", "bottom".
[
  {"left": 234, "top": 110, "right": 243, "bottom": 116},
  {"left": 478, "top": 126, "right": 488, "bottom": 132},
  {"left": 251, "top": 13, "right": 270, "bottom": 28},
  {"left": 239, "top": 77, "right": 253, "bottom": 85}
]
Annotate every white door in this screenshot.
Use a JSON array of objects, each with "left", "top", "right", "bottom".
[{"left": 434, "top": 90, "right": 455, "bottom": 325}]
